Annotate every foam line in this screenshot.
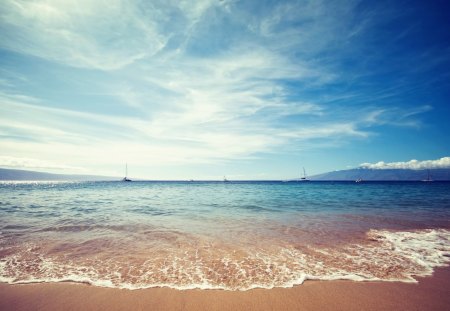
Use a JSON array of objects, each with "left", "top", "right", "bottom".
[{"left": 0, "top": 229, "right": 449, "bottom": 291}]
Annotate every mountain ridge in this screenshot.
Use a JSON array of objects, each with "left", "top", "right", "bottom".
[
  {"left": 309, "top": 168, "right": 450, "bottom": 181},
  {"left": 0, "top": 168, "right": 116, "bottom": 181},
  {"left": 2, "top": 167, "right": 450, "bottom": 181}
]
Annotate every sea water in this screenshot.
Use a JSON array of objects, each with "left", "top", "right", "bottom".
[{"left": 0, "top": 181, "right": 449, "bottom": 290}]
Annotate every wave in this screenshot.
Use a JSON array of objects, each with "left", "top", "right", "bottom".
[{"left": 0, "top": 229, "right": 449, "bottom": 291}]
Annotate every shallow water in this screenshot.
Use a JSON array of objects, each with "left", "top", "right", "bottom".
[{"left": 1, "top": 181, "right": 449, "bottom": 290}]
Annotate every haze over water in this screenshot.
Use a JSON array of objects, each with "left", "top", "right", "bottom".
[{"left": 1, "top": 181, "right": 449, "bottom": 290}]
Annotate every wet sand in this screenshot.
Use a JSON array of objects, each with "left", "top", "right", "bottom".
[{"left": 1, "top": 267, "right": 449, "bottom": 311}]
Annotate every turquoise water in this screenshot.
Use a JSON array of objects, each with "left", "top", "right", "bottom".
[{"left": 1, "top": 181, "right": 449, "bottom": 290}]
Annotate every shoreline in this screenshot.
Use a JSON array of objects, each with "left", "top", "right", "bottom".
[{"left": 1, "top": 267, "right": 449, "bottom": 311}]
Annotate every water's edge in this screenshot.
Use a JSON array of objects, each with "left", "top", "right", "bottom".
[{"left": 1, "top": 229, "right": 449, "bottom": 291}]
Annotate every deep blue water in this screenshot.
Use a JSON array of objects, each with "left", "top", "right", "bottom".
[{"left": 2, "top": 181, "right": 449, "bottom": 233}]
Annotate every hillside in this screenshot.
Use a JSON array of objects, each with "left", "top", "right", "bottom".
[
  {"left": 0, "top": 168, "right": 116, "bottom": 181},
  {"left": 310, "top": 168, "right": 450, "bottom": 181}
]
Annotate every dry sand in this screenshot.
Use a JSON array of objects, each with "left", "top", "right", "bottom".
[{"left": 1, "top": 267, "right": 450, "bottom": 311}]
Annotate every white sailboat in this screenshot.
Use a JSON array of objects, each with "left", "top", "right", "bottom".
[
  {"left": 299, "top": 167, "right": 310, "bottom": 182},
  {"left": 122, "top": 163, "right": 132, "bottom": 182},
  {"left": 421, "top": 169, "right": 433, "bottom": 182}
]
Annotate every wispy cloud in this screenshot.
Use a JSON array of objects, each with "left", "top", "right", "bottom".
[
  {"left": 361, "top": 105, "right": 433, "bottom": 128},
  {"left": 0, "top": 0, "right": 168, "bottom": 70},
  {"left": 0, "top": 0, "right": 444, "bottom": 178},
  {"left": 360, "top": 157, "right": 450, "bottom": 170},
  {"left": 0, "top": 89, "right": 357, "bottom": 167}
]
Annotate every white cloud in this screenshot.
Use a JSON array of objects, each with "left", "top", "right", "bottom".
[
  {"left": 0, "top": 87, "right": 373, "bottom": 176},
  {"left": 0, "top": 0, "right": 167, "bottom": 70},
  {"left": 360, "top": 157, "right": 450, "bottom": 170},
  {"left": 0, "top": 0, "right": 438, "bottom": 178}
]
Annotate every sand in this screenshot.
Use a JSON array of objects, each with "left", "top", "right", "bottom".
[{"left": 1, "top": 267, "right": 450, "bottom": 311}]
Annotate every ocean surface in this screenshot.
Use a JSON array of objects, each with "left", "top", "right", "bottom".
[{"left": 1, "top": 180, "right": 449, "bottom": 290}]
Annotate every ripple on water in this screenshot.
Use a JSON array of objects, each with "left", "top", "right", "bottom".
[{"left": 1, "top": 181, "right": 450, "bottom": 290}]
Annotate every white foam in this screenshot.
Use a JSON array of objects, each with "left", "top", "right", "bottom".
[
  {"left": 367, "top": 229, "right": 450, "bottom": 278},
  {"left": 0, "top": 229, "right": 449, "bottom": 291}
]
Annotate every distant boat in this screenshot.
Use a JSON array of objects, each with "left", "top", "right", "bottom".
[
  {"left": 299, "top": 167, "right": 310, "bottom": 182},
  {"left": 122, "top": 163, "right": 132, "bottom": 182},
  {"left": 282, "top": 167, "right": 310, "bottom": 182},
  {"left": 421, "top": 169, "right": 433, "bottom": 182},
  {"left": 223, "top": 176, "right": 230, "bottom": 182},
  {"left": 355, "top": 178, "right": 363, "bottom": 183}
]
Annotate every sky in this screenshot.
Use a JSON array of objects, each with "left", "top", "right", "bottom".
[{"left": 0, "top": 0, "right": 449, "bottom": 180}]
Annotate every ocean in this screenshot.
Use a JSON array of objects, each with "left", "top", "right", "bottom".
[{"left": 0, "top": 180, "right": 449, "bottom": 290}]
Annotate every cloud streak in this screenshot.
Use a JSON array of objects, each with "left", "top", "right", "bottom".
[
  {"left": 0, "top": 0, "right": 167, "bottom": 70},
  {"left": 0, "top": 88, "right": 367, "bottom": 170},
  {"left": 0, "top": 0, "right": 444, "bottom": 178}
]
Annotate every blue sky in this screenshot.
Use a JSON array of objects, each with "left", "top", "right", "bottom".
[{"left": 0, "top": 0, "right": 449, "bottom": 179}]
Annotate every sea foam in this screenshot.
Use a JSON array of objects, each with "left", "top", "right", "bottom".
[{"left": 0, "top": 229, "right": 449, "bottom": 291}]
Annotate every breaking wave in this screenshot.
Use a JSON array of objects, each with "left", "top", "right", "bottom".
[{"left": 1, "top": 229, "right": 449, "bottom": 291}]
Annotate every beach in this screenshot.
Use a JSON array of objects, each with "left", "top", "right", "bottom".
[
  {"left": 1, "top": 181, "right": 450, "bottom": 309},
  {"left": 2, "top": 0, "right": 449, "bottom": 307},
  {"left": 2, "top": 0, "right": 449, "bottom": 308},
  {"left": 1, "top": 266, "right": 449, "bottom": 311}
]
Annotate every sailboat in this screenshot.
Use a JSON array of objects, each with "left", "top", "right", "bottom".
[
  {"left": 299, "top": 167, "right": 310, "bottom": 182},
  {"left": 223, "top": 176, "right": 230, "bottom": 182},
  {"left": 122, "top": 163, "right": 132, "bottom": 182},
  {"left": 421, "top": 169, "right": 433, "bottom": 182}
]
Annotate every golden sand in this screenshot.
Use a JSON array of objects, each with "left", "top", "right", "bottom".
[{"left": 1, "top": 267, "right": 449, "bottom": 311}]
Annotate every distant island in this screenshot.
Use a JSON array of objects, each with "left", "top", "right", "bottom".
[
  {"left": 0, "top": 168, "right": 116, "bottom": 181},
  {"left": 310, "top": 168, "right": 450, "bottom": 181},
  {"left": 1, "top": 167, "right": 450, "bottom": 181}
]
